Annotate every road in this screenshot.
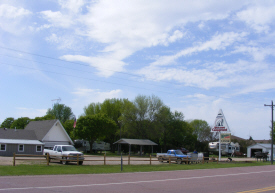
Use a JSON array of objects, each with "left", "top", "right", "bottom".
[{"left": 0, "top": 165, "right": 274, "bottom": 193}]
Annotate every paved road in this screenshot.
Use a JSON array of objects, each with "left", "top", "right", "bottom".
[{"left": 0, "top": 165, "right": 275, "bottom": 193}]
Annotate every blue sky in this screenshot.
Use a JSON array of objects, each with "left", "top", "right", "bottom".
[{"left": 1, "top": 0, "right": 275, "bottom": 140}]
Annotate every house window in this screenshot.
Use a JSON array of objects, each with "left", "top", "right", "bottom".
[
  {"left": 18, "top": 144, "right": 24, "bottom": 152},
  {"left": 0, "top": 144, "right": 6, "bottom": 151},
  {"left": 36, "top": 145, "right": 42, "bottom": 152}
]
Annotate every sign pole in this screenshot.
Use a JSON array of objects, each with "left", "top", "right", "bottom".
[{"left": 219, "top": 132, "right": 221, "bottom": 161}]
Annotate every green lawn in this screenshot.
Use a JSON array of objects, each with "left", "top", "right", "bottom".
[{"left": 0, "top": 161, "right": 270, "bottom": 176}]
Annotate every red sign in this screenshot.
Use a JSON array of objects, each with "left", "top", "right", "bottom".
[{"left": 212, "top": 127, "right": 228, "bottom": 132}]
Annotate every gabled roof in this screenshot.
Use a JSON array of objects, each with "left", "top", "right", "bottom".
[
  {"left": 0, "top": 128, "right": 37, "bottom": 140},
  {"left": 113, "top": 139, "right": 157, "bottom": 145},
  {"left": 25, "top": 119, "right": 59, "bottom": 140}
]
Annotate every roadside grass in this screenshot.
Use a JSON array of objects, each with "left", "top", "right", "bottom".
[{"left": 0, "top": 161, "right": 270, "bottom": 176}]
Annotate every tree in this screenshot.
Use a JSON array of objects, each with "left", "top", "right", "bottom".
[
  {"left": 121, "top": 95, "right": 164, "bottom": 140},
  {"left": 189, "top": 119, "right": 218, "bottom": 142},
  {"left": 63, "top": 119, "right": 76, "bottom": 140},
  {"left": 10, "top": 117, "right": 31, "bottom": 129},
  {"left": 1, "top": 117, "right": 14, "bottom": 128},
  {"left": 46, "top": 103, "right": 74, "bottom": 123},
  {"left": 74, "top": 114, "right": 117, "bottom": 150},
  {"left": 83, "top": 103, "right": 101, "bottom": 116},
  {"left": 32, "top": 114, "right": 55, "bottom": 121}
]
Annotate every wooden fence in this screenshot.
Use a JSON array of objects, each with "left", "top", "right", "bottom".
[{"left": 12, "top": 153, "right": 218, "bottom": 166}]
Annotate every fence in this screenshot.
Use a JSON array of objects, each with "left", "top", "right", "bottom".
[{"left": 12, "top": 153, "right": 217, "bottom": 166}]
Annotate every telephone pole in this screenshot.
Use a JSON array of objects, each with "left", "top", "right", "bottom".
[{"left": 264, "top": 100, "right": 274, "bottom": 165}]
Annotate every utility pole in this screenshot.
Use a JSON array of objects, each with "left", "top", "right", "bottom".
[{"left": 264, "top": 100, "right": 274, "bottom": 165}]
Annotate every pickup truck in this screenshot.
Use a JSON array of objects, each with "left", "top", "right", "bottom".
[
  {"left": 44, "top": 145, "right": 85, "bottom": 165},
  {"left": 157, "top": 150, "right": 191, "bottom": 164}
]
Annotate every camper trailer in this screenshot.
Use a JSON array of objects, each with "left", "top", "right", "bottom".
[
  {"left": 74, "top": 140, "right": 111, "bottom": 153},
  {"left": 208, "top": 142, "right": 240, "bottom": 156}
]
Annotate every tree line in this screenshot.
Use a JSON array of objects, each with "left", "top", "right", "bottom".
[{"left": 1, "top": 95, "right": 218, "bottom": 153}]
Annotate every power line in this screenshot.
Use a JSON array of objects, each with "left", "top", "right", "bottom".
[
  {"left": 0, "top": 53, "right": 201, "bottom": 94},
  {"left": 0, "top": 46, "right": 223, "bottom": 95},
  {"left": 0, "top": 62, "right": 190, "bottom": 97}
]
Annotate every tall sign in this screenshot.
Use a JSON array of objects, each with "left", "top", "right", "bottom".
[
  {"left": 212, "top": 109, "right": 231, "bottom": 161},
  {"left": 211, "top": 109, "right": 230, "bottom": 132}
]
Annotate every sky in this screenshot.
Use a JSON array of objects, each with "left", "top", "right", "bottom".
[{"left": 1, "top": 0, "right": 275, "bottom": 140}]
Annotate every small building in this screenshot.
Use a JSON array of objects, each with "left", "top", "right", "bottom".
[
  {"left": 247, "top": 143, "right": 275, "bottom": 158},
  {"left": 0, "top": 119, "right": 74, "bottom": 156},
  {"left": 114, "top": 138, "right": 158, "bottom": 155},
  {"left": 0, "top": 128, "right": 44, "bottom": 156}
]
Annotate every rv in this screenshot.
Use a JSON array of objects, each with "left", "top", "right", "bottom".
[
  {"left": 74, "top": 140, "right": 111, "bottom": 153},
  {"left": 208, "top": 142, "right": 240, "bottom": 156}
]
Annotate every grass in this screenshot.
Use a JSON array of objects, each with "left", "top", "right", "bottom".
[{"left": 0, "top": 161, "right": 270, "bottom": 176}]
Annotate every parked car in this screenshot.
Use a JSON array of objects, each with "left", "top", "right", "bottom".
[
  {"left": 156, "top": 150, "right": 191, "bottom": 164},
  {"left": 44, "top": 145, "right": 84, "bottom": 165}
]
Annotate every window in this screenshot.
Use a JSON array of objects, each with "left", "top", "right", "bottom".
[
  {"left": 0, "top": 144, "right": 6, "bottom": 151},
  {"left": 18, "top": 144, "right": 24, "bottom": 152},
  {"left": 36, "top": 145, "right": 42, "bottom": 152}
]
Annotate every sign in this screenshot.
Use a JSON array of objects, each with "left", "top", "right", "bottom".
[
  {"left": 220, "top": 133, "right": 231, "bottom": 143},
  {"left": 211, "top": 109, "right": 230, "bottom": 132}
]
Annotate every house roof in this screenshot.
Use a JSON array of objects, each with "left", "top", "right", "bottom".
[
  {"left": 0, "top": 128, "right": 37, "bottom": 140},
  {"left": 248, "top": 143, "right": 275, "bottom": 149},
  {"left": 24, "top": 119, "right": 58, "bottom": 140},
  {"left": 113, "top": 139, "right": 157, "bottom": 145},
  {"left": 0, "top": 139, "right": 44, "bottom": 145}
]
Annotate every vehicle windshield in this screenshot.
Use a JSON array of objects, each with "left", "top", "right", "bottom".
[
  {"left": 175, "top": 150, "right": 183, "bottom": 155},
  {"left": 62, "top": 146, "right": 77, "bottom": 151}
]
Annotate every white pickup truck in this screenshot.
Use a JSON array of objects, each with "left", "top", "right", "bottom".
[{"left": 44, "top": 145, "right": 85, "bottom": 165}]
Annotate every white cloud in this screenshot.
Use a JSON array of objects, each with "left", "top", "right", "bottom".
[
  {"left": 38, "top": 1, "right": 248, "bottom": 76},
  {"left": 58, "top": 0, "right": 86, "bottom": 14},
  {"left": 232, "top": 46, "right": 275, "bottom": 61},
  {"left": 151, "top": 32, "right": 248, "bottom": 66},
  {"left": 0, "top": 4, "right": 32, "bottom": 34},
  {"left": 0, "top": 4, "right": 31, "bottom": 19},
  {"left": 236, "top": 4, "right": 275, "bottom": 33},
  {"left": 61, "top": 55, "right": 126, "bottom": 77},
  {"left": 40, "top": 10, "right": 74, "bottom": 28}
]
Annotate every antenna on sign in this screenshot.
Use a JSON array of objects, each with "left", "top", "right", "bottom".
[{"left": 51, "top": 97, "right": 61, "bottom": 107}]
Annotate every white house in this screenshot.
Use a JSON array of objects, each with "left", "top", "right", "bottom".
[{"left": 25, "top": 119, "right": 73, "bottom": 149}]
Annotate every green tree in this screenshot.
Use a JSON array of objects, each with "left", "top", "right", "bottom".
[
  {"left": 74, "top": 114, "right": 117, "bottom": 150},
  {"left": 1, "top": 117, "right": 14, "bottom": 128},
  {"left": 32, "top": 114, "right": 55, "bottom": 121},
  {"left": 46, "top": 103, "right": 74, "bottom": 123},
  {"left": 63, "top": 119, "right": 76, "bottom": 140},
  {"left": 83, "top": 103, "right": 101, "bottom": 116},
  {"left": 10, "top": 117, "right": 31, "bottom": 129},
  {"left": 189, "top": 119, "right": 218, "bottom": 142},
  {"left": 121, "top": 95, "right": 164, "bottom": 140}
]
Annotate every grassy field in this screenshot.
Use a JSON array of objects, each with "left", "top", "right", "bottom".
[{"left": 0, "top": 161, "right": 270, "bottom": 176}]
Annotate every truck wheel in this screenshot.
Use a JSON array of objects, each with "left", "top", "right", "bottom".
[
  {"left": 177, "top": 159, "right": 182, "bottom": 164},
  {"left": 79, "top": 161, "right": 83, "bottom": 165},
  {"left": 158, "top": 157, "right": 163, "bottom": 162},
  {"left": 62, "top": 157, "right": 68, "bottom": 165}
]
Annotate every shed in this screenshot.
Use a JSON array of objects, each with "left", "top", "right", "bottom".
[
  {"left": 0, "top": 139, "right": 44, "bottom": 156},
  {"left": 113, "top": 139, "right": 157, "bottom": 155},
  {"left": 247, "top": 143, "right": 275, "bottom": 159}
]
